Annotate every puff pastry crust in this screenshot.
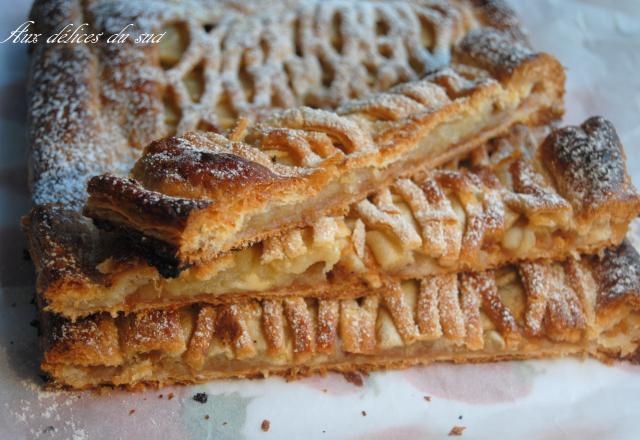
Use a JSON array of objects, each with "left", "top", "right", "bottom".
[
  {"left": 25, "top": 0, "right": 640, "bottom": 392},
  {"left": 39, "top": 241, "right": 640, "bottom": 390},
  {"left": 28, "top": 0, "right": 530, "bottom": 209},
  {"left": 83, "top": 25, "right": 565, "bottom": 269},
  {"left": 24, "top": 118, "right": 640, "bottom": 319}
]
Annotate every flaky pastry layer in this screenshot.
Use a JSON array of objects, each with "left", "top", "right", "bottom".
[
  {"left": 40, "top": 242, "right": 640, "bottom": 390},
  {"left": 84, "top": 24, "right": 565, "bottom": 268},
  {"left": 24, "top": 118, "right": 640, "bottom": 319},
  {"left": 28, "top": 0, "right": 528, "bottom": 209}
]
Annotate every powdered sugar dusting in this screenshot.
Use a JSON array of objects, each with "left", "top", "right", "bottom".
[
  {"left": 594, "top": 241, "right": 640, "bottom": 308},
  {"left": 28, "top": 0, "right": 517, "bottom": 208},
  {"left": 6, "top": 377, "right": 88, "bottom": 440},
  {"left": 454, "top": 27, "right": 532, "bottom": 76},
  {"left": 541, "top": 116, "right": 629, "bottom": 212}
]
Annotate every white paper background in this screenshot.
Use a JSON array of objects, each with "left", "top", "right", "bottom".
[{"left": 0, "top": 1, "right": 639, "bottom": 439}]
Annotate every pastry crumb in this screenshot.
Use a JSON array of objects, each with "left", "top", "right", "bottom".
[
  {"left": 448, "top": 426, "right": 466, "bottom": 436},
  {"left": 168, "top": 393, "right": 174, "bottom": 400},
  {"left": 204, "top": 415, "right": 210, "bottom": 420},
  {"left": 129, "top": 409, "right": 135, "bottom": 416},
  {"left": 361, "top": 411, "right": 367, "bottom": 416},
  {"left": 424, "top": 396, "right": 432, "bottom": 402},
  {"left": 193, "top": 392, "right": 208, "bottom": 403},
  {"left": 343, "top": 372, "right": 364, "bottom": 387},
  {"left": 261, "top": 419, "right": 270, "bottom": 432}
]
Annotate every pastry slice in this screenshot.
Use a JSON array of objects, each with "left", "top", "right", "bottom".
[
  {"left": 84, "top": 27, "right": 565, "bottom": 270},
  {"left": 25, "top": 118, "right": 640, "bottom": 319},
  {"left": 39, "top": 241, "right": 640, "bottom": 390}
]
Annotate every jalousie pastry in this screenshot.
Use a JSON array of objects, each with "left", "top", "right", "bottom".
[
  {"left": 24, "top": 118, "right": 640, "bottom": 319},
  {"left": 28, "top": 0, "right": 532, "bottom": 209},
  {"left": 39, "top": 241, "right": 640, "bottom": 390},
  {"left": 83, "top": 26, "right": 565, "bottom": 269}
]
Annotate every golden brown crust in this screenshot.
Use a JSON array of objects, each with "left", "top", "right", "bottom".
[
  {"left": 25, "top": 120, "right": 640, "bottom": 319},
  {"left": 27, "top": 0, "right": 525, "bottom": 209},
  {"left": 22, "top": 204, "right": 109, "bottom": 296},
  {"left": 40, "top": 242, "right": 640, "bottom": 390},
  {"left": 590, "top": 241, "right": 640, "bottom": 316},
  {"left": 468, "top": 0, "right": 527, "bottom": 41},
  {"left": 540, "top": 116, "right": 640, "bottom": 221},
  {"left": 85, "top": 35, "right": 565, "bottom": 268}
]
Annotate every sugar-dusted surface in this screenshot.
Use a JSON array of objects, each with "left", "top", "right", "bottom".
[
  {"left": 30, "top": 0, "right": 503, "bottom": 209},
  {"left": 2, "top": 1, "right": 640, "bottom": 440}
]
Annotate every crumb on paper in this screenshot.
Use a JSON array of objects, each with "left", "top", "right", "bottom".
[
  {"left": 424, "top": 396, "right": 432, "bottom": 402},
  {"left": 193, "top": 392, "right": 208, "bottom": 403},
  {"left": 223, "top": 422, "right": 228, "bottom": 426},
  {"left": 458, "top": 415, "right": 463, "bottom": 420},
  {"left": 361, "top": 411, "right": 367, "bottom": 416},
  {"left": 168, "top": 393, "right": 174, "bottom": 400},
  {"left": 204, "top": 415, "right": 210, "bottom": 420},
  {"left": 448, "top": 426, "right": 466, "bottom": 436},
  {"left": 158, "top": 394, "right": 163, "bottom": 399},
  {"left": 261, "top": 419, "right": 270, "bottom": 432},
  {"left": 129, "top": 409, "right": 135, "bottom": 415},
  {"left": 343, "top": 372, "right": 364, "bottom": 387}
]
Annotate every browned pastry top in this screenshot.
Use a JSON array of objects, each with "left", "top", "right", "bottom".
[
  {"left": 592, "top": 242, "right": 640, "bottom": 312},
  {"left": 541, "top": 116, "right": 633, "bottom": 217},
  {"left": 82, "top": 25, "right": 566, "bottom": 267},
  {"left": 27, "top": 0, "right": 525, "bottom": 208}
]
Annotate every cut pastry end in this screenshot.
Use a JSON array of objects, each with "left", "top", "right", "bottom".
[
  {"left": 40, "top": 241, "right": 640, "bottom": 390},
  {"left": 84, "top": 28, "right": 565, "bottom": 271},
  {"left": 26, "top": 118, "right": 640, "bottom": 320}
]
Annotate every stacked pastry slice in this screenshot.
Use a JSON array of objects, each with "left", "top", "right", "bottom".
[
  {"left": 83, "top": 29, "right": 565, "bottom": 274},
  {"left": 26, "top": 114, "right": 640, "bottom": 389},
  {"left": 23, "top": 0, "right": 640, "bottom": 390},
  {"left": 37, "top": 242, "right": 640, "bottom": 387},
  {"left": 26, "top": 118, "right": 640, "bottom": 316}
]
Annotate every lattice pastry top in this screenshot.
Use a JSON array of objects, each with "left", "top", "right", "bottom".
[
  {"left": 39, "top": 241, "right": 640, "bottom": 389},
  {"left": 83, "top": 27, "right": 564, "bottom": 269},
  {"left": 27, "top": 0, "right": 526, "bottom": 208},
  {"left": 23, "top": 118, "right": 640, "bottom": 319},
  {"left": 27, "top": 0, "right": 539, "bottom": 210}
]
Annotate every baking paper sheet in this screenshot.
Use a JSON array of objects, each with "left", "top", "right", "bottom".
[{"left": 1, "top": 1, "right": 639, "bottom": 438}]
